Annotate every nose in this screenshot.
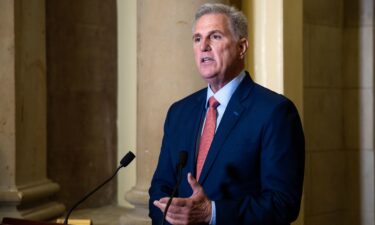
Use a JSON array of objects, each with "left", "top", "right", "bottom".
[{"left": 200, "top": 38, "right": 211, "bottom": 52}]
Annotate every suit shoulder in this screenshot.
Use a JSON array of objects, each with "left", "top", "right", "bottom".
[
  {"left": 249, "top": 82, "right": 298, "bottom": 115},
  {"left": 169, "top": 87, "right": 206, "bottom": 110},
  {"left": 241, "top": 73, "right": 298, "bottom": 120},
  {"left": 163, "top": 87, "right": 206, "bottom": 131}
]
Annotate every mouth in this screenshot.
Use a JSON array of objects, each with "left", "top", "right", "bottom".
[{"left": 200, "top": 57, "right": 214, "bottom": 63}]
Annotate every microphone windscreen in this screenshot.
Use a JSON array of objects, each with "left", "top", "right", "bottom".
[
  {"left": 179, "top": 151, "right": 188, "bottom": 168},
  {"left": 120, "top": 151, "right": 136, "bottom": 167}
]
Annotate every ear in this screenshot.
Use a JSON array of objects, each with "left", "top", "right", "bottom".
[{"left": 238, "top": 38, "right": 249, "bottom": 59}]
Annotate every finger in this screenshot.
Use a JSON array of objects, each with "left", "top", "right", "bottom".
[
  {"left": 166, "top": 213, "right": 187, "bottom": 225},
  {"left": 154, "top": 200, "right": 185, "bottom": 220},
  {"left": 167, "top": 197, "right": 189, "bottom": 207},
  {"left": 158, "top": 197, "right": 170, "bottom": 204},
  {"left": 165, "top": 204, "right": 182, "bottom": 215},
  {"left": 153, "top": 200, "right": 166, "bottom": 212},
  {"left": 162, "top": 201, "right": 188, "bottom": 225},
  {"left": 165, "top": 207, "right": 190, "bottom": 225},
  {"left": 188, "top": 172, "right": 201, "bottom": 194},
  {"left": 166, "top": 215, "right": 184, "bottom": 225},
  {"left": 156, "top": 197, "right": 189, "bottom": 212}
]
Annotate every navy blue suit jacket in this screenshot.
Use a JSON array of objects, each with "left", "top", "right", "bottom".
[{"left": 149, "top": 73, "right": 305, "bottom": 225}]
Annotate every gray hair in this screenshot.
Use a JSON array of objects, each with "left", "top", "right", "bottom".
[{"left": 193, "top": 3, "right": 248, "bottom": 40}]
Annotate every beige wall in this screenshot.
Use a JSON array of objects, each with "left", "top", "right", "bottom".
[
  {"left": 303, "top": 0, "right": 374, "bottom": 224},
  {"left": 304, "top": 0, "right": 342, "bottom": 223},
  {"left": 303, "top": 0, "right": 346, "bottom": 223}
]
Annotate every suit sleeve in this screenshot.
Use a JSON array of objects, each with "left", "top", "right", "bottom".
[
  {"left": 148, "top": 105, "right": 176, "bottom": 225},
  {"left": 215, "top": 99, "right": 305, "bottom": 225}
]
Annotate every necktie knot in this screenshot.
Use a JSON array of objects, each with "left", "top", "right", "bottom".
[{"left": 208, "top": 96, "right": 219, "bottom": 109}]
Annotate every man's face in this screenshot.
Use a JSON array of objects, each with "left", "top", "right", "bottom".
[{"left": 193, "top": 13, "right": 245, "bottom": 90}]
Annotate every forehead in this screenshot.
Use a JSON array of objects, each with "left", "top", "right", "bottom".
[{"left": 193, "top": 13, "right": 231, "bottom": 34}]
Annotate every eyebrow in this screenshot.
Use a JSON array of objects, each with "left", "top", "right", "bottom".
[
  {"left": 192, "top": 33, "right": 201, "bottom": 40},
  {"left": 192, "top": 30, "right": 224, "bottom": 40}
]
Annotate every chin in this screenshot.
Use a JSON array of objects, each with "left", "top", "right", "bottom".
[
  {"left": 199, "top": 72, "right": 217, "bottom": 81},
  {"left": 198, "top": 68, "right": 217, "bottom": 78}
]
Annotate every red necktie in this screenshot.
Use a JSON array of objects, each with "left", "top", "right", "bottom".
[{"left": 196, "top": 96, "right": 219, "bottom": 180}]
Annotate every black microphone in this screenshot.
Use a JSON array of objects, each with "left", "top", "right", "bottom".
[
  {"left": 162, "top": 151, "right": 188, "bottom": 225},
  {"left": 64, "top": 151, "right": 136, "bottom": 224}
]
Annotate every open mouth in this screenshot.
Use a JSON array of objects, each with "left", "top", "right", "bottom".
[{"left": 201, "top": 57, "right": 214, "bottom": 63}]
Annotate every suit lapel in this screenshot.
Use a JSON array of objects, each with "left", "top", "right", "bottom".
[
  {"left": 185, "top": 90, "right": 206, "bottom": 176},
  {"left": 198, "top": 74, "right": 254, "bottom": 184}
]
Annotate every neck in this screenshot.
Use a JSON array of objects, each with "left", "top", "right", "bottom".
[{"left": 209, "top": 66, "right": 244, "bottom": 93}]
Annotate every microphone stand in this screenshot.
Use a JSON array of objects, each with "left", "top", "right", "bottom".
[
  {"left": 161, "top": 151, "right": 187, "bottom": 225},
  {"left": 64, "top": 151, "right": 135, "bottom": 224}
]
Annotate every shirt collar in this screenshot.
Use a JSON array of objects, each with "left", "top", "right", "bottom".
[{"left": 205, "top": 70, "right": 246, "bottom": 108}]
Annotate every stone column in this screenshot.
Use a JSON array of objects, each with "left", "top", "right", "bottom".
[
  {"left": 120, "top": 1, "right": 228, "bottom": 224},
  {"left": 0, "top": 0, "right": 64, "bottom": 221},
  {"left": 243, "top": 0, "right": 303, "bottom": 113}
]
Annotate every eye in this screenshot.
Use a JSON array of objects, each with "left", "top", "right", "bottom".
[
  {"left": 193, "top": 36, "right": 201, "bottom": 43},
  {"left": 211, "top": 33, "right": 222, "bottom": 40}
]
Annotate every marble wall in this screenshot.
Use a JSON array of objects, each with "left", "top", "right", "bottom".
[{"left": 303, "top": 0, "right": 374, "bottom": 224}]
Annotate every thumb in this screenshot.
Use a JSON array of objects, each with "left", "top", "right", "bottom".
[{"left": 188, "top": 172, "right": 201, "bottom": 195}]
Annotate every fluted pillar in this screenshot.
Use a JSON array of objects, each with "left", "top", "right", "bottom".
[
  {"left": 120, "top": 1, "right": 229, "bottom": 224},
  {"left": 0, "top": 0, "right": 64, "bottom": 221}
]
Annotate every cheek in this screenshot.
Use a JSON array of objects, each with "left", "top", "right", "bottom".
[
  {"left": 193, "top": 50, "right": 200, "bottom": 64},
  {"left": 216, "top": 45, "right": 234, "bottom": 62},
  {"left": 224, "top": 47, "right": 239, "bottom": 63}
]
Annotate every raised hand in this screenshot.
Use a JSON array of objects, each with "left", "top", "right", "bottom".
[{"left": 154, "top": 173, "right": 212, "bottom": 225}]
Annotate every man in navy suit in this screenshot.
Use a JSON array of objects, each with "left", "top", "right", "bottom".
[{"left": 149, "top": 3, "right": 304, "bottom": 225}]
